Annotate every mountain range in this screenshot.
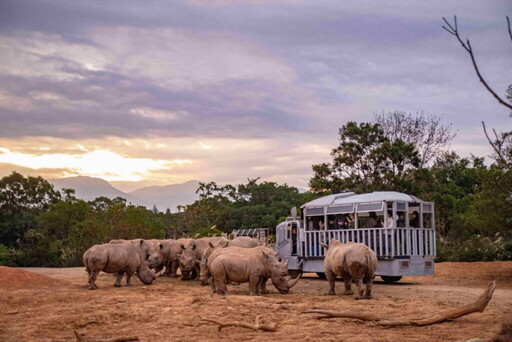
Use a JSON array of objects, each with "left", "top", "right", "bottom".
[{"left": 49, "top": 176, "right": 200, "bottom": 212}]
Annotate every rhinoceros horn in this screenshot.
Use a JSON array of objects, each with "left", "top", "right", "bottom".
[{"left": 288, "top": 274, "right": 301, "bottom": 289}]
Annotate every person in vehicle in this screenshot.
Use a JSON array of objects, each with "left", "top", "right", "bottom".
[
  {"left": 397, "top": 212, "right": 406, "bottom": 227},
  {"left": 366, "top": 212, "right": 377, "bottom": 228},
  {"left": 318, "top": 220, "right": 325, "bottom": 230},
  {"left": 410, "top": 211, "right": 419, "bottom": 228}
]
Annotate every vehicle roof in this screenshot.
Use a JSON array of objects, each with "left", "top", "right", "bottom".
[{"left": 302, "top": 191, "right": 425, "bottom": 208}]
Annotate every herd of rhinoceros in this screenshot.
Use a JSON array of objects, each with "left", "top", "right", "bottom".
[{"left": 83, "top": 236, "right": 378, "bottom": 299}]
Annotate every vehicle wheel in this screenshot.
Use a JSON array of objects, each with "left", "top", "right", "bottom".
[
  {"left": 316, "top": 272, "right": 326, "bottom": 279},
  {"left": 381, "top": 276, "right": 402, "bottom": 283},
  {"left": 289, "top": 270, "right": 303, "bottom": 278}
]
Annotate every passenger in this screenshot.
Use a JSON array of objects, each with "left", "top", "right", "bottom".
[
  {"left": 386, "top": 210, "right": 395, "bottom": 229},
  {"left": 410, "top": 211, "right": 420, "bottom": 228},
  {"left": 385, "top": 210, "right": 396, "bottom": 255},
  {"left": 347, "top": 213, "right": 355, "bottom": 228},
  {"left": 328, "top": 216, "right": 336, "bottom": 229},
  {"left": 318, "top": 220, "right": 325, "bottom": 230},
  {"left": 338, "top": 215, "right": 348, "bottom": 229},
  {"left": 366, "top": 212, "right": 377, "bottom": 228},
  {"left": 376, "top": 218, "right": 384, "bottom": 228},
  {"left": 397, "top": 212, "right": 406, "bottom": 227}
]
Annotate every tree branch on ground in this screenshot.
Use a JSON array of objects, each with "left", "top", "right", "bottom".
[
  {"left": 442, "top": 16, "right": 512, "bottom": 110},
  {"left": 200, "top": 315, "right": 278, "bottom": 332},
  {"left": 73, "top": 330, "right": 139, "bottom": 342},
  {"left": 303, "top": 281, "right": 495, "bottom": 327}
]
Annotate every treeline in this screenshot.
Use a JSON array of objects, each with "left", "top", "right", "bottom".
[
  {"left": 0, "top": 173, "right": 309, "bottom": 267},
  {"left": 1, "top": 113, "right": 511, "bottom": 266},
  {"left": 309, "top": 112, "right": 512, "bottom": 262}
]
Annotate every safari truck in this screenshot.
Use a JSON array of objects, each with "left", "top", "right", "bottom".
[{"left": 275, "top": 191, "right": 436, "bottom": 283}]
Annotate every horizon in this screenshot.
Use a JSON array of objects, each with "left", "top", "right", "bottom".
[{"left": 1, "top": 1, "right": 510, "bottom": 191}]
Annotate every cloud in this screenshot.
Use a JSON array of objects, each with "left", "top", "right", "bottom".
[{"left": 0, "top": 0, "right": 507, "bottom": 190}]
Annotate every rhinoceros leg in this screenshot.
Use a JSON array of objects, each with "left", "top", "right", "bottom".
[
  {"left": 363, "top": 276, "right": 374, "bottom": 299},
  {"left": 126, "top": 272, "right": 133, "bottom": 286},
  {"left": 260, "top": 277, "right": 269, "bottom": 294},
  {"left": 248, "top": 275, "right": 261, "bottom": 296},
  {"left": 354, "top": 278, "right": 365, "bottom": 299},
  {"left": 343, "top": 276, "right": 354, "bottom": 295},
  {"left": 114, "top": 273, "right": 124, "bottom": 287},
  {"left": 170, "top": 260, "right": 179, "bottom": 278},
  {"left": 216, "top": 278, "right": 229, "bottom": 295},
  {"left": 88, "top": 270, "right": 99, "bottom": 290},
  {"left": 325, "top": 270, "right": 336, "bottom": 295}
]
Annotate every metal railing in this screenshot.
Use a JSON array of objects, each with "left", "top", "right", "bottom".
[{"left": 301, "top": 228, "right": 436, "bottom": 258}]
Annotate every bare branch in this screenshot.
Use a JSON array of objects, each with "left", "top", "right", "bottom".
[
  {"left": 443, "top": 16, "right": 512, "bottom": 110},
  {"left": 200, "top": 315, "right": 278, "bottom": 332},
  {"left": 304, "top": 281, "right": 496, "bottom": 327},
  {"left": 507, "top": 16, "right": 512, "bottom": 44}
]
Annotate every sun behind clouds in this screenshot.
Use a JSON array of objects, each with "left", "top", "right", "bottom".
[{"left": 0, "top": 147, "right": 190, "bottom": 182}]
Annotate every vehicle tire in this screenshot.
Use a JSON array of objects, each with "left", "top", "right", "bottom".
[
  {"left": 381, "top": 276, "right": 402, "bottom": 283},
  {"left": 289, "top": 270, "right": 303, "bottom": 278},
  {"left": 316, "top": 272, "right": 326, "bottom": 279}
]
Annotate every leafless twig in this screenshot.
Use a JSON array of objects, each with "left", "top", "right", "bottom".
[
  {"left": 507, "top": 16, "right": 512, "bottom": 44},
  {"left": 443, "top": 16, "right": 512, "bottom": 110}
]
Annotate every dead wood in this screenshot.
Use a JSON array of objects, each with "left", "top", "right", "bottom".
[
  {"left": 200, "top": 315, "right": 278, "bottom": 332},
  {"left": 304, "top": 281, "right": 496, "bottom": 327},
  {"left": 74, "top": 330, "right": 140, "bottom": 342}
]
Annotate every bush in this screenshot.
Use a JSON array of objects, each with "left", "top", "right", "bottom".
[{"left": 0, "top": 244, "right": 18, "bottom": 266}]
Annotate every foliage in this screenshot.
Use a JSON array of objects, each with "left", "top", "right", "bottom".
[
  {"left": 310, "top": 121, "right": 421, "bottom": 194},
  {"left": 0, "top": 172, "right": 61, "bottom": 247}
]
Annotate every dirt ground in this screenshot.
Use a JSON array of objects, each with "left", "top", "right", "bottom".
[{"left": 0, "top": 262, "right": 511, "bottom": 342}]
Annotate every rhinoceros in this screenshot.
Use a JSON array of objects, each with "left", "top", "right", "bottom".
[
  {"left": 198, "top": 239, "right": 264, "bottom": 285},
  {"left": 215, "top": 236, "right": 260, "bottom": 248},
  {"left": 83, "top": 242, "right": 155, "bottom": 290},
  {"left": 177, "top": 246, "right": 200, "bottom": 280},
  {"left": 179, "top": 237, "right": 227, "bottom": 280},
  {"left": 208, "top": 246, "right": 300, "bottom": 296},
  {"left": 320, "top": 239, "right": 377, "bottom": 299}
]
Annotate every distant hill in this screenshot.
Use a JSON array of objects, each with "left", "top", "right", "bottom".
[
  {"left": 130, "top": 180, "right": 201, "bottom": 211},
  {"left": 48, "top": 176, "right": 200, "bottom": 211}
]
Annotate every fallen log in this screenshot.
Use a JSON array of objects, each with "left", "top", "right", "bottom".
[
  {"left": 304, "top": 280, "right": 496, "bottom": 327},
  {"left": 200, "top": 315, "right": 278, "bottom": 332}
]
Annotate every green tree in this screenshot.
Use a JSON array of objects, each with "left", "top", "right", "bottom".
[
  {"left": 309, "top": 122, "right": 420, "bottom": 194},
  {"left": 0, "top": 172, "right": 61, "bottom": 247}
]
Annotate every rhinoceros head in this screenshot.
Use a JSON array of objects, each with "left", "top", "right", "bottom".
[
  {"left": 178, "top": 250, "right": 200, "bottom": 280},
  {"left": 263, "top": 252, "right": 300, "bottom": 294},
  {"left": 136, "top": 262, "right": 155, "bottom": 285},
  {"left": 198, "top": 259, "right": 209, "bottom": 285}
]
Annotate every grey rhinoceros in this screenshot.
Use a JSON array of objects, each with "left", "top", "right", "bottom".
[
  {"left": 208, "top": 246, "right": 300, "bottom": 296},
  {"left": 83, "top": 242, "right": 155, "bottom": 290},
  {"left": 320, "top": 239, "right": 377, "bottom": 299}
]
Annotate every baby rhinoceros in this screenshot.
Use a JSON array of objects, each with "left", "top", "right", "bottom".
[
  {"left": 320, "top": 239, "right": 377, "bottom": 299},
  {"left": 83, "top": 242, "right": 155, "bottom": 290},
  {"left": 209, "top": 247, "right": 300, "bottom": 296}
]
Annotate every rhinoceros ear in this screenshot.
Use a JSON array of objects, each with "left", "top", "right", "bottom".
[
  {"left": 262, "top": 251, "right": 270, "bottom": 259},
  {"left": 191, "top": 244, "right": 196, "bottom": 251},
  {"left": 139, "top": 239, "right": 145, "bottom": 246},
  {"left": 319, "top": 242, "right": 329, "bottom": 249},
  {"left": 180, "top": 244, "right": 186, "bottom": 251},
  {"left": 159, "top": 243, "right": 164, "bottom": 249},
  {"left": 209, "top": 242, "right": 214, "bottom": 248}
]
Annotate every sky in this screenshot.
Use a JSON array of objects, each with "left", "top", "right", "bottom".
[{"left": 0, "top": 0, "right": 511, "bottom": 193}]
